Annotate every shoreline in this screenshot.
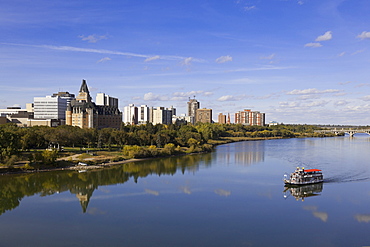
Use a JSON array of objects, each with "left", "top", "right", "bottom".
[{"left": 0, "top": 136, "right": 314, "bottom": 175}]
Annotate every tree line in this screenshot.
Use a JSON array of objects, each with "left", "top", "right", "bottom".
[{"left": 0, "top": 122, "right": 333, "bottom": 166}]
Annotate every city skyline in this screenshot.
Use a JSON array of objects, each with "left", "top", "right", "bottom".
[{"left": 1, "top": 1, "right": 370, "bottom": 124}]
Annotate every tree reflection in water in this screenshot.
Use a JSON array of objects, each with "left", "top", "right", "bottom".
[
  {"left": 283, "top": 183, "right": 323, "bottom": 201},
  {"left": 0, "top": 153, "right": 212, "bottom": 215}
]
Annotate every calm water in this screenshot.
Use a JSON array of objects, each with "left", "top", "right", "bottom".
[{"left": 1, "top": 135, "right": 370, "bottom": 247}]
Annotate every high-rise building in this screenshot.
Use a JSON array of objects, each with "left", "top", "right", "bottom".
[
  {"left": 187, "top": 98, "right": 199, "bottom": 124},
  {"left": 218, "top": 113, "right": 226, "bottom": 124},
  {"left": 138, "top": 105, "right": 150, "bottom": 124},
  {"left": 96, "top": 93, "right": 118, "bottom": 108},
  {"left": 151, "top": 106, "right": 176, "bottom": 125},
  {"left": 123, "top": 104, "right": 138, "bottom": 125},
  {"left": 196, "top": 108, "right": 212, "bottom": 123},
  {"left": 52, "top": 92, "right": 75, "bottom": 106},
  {"left": 66, "top": 80, "right": 122, "bottom": 129},
  {"left": 235, "top": 109, "right": 265, "bottom": 126}
]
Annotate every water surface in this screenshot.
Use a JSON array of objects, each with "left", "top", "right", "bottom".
[{"left": 1, "top": 136, "right": 370, "bottom": 246}]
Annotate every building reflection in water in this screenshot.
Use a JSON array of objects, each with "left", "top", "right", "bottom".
[
  {"left": 283, "top": 183, "right": 323, "bottom": 201},
  {"left": 0, "top": 153, "right": 210, "bottom": 215},
  {"left": 216, "top": 141, "right": 265, "bottom": 166}
]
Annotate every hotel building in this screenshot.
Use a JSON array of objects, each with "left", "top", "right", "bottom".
[{"left": 66, "top": 80, "right": 122, "bottom": 129}]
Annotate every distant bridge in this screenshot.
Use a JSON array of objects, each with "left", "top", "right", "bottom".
[{"left": 315, "top": 128, "right": 370, "bottom": 137}]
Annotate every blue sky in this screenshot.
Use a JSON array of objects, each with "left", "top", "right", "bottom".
[{"left": 1, "top": 0, "right": 370, "bottom": 124}]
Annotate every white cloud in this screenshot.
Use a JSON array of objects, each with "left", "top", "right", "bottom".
[
  {"left": 217, "top": 95, "right": 245, "bottom": 101},
  {"left": 297, "top": 94, "right": 320, "bottom": 100},
  {"left": 143, "top": 91, "right": 213, "bottom": 102},
  {"left": 338, "top": 52, "right": 346, "bottom": 57},
  {"left": 173, "top": 91, "right": 204, "bottom": 97},
  {"left": 78, "top": 34, "right": 107, "bottom": 43},
  {"left": 97, "top": 57, "right": 111, "bottom": 63},
  {"left": 144, "top": 55, "right": 160, "bottom": 62},
  {"left": 260, "top": 53, "right": 275, "bottom": 60},
  {"left": 181, "top": 57, "right": 194, "bottom": 66},
  {"left": 244, "top": 6, "right": 256, "bottom": 11},
  {"left": 143, "top": 92, "right": 169, "bottom": 101},
  {"left": 3, "top": 43, "right": 206, "bottom": 63},
  {"left": 362, "top": 95, "right": 370, "bottom": 101},
  {"left": 172, "top": 91, "right": 213, "bottom": 101},
  {"left": 307, "top": 100, "right": 329, "bottom": 107},
  {"left": 287, "top": 88, "right": 339, "bottom": 95},
  {"left": 357, "top": 31, "right": 370, "bottom": 40},
  {"left": 279, "top": 101, "right": 301, "bottom": 108},
  {"left": 352, "top": 50, "right": 365, "bottom": 55},
  {"left": 298, "top": 1, "right": 304, "bottom": 5},
  {"left": 334, "top": 100, "right": 349, "bottom": 106},
  {"left": 215, "top": 55, "right": 232, "bottom": 64},
  {"left": 355, "top": 83, "right": 370, "bottom": 88},
  {"left": 338, "top": 81, "right": 351, "bottom": 85},
  {"left": 315, "top": 31, "right": 332, "bottom": 41},
  {"left": 304, "top": 42, "right": 322, "bottom": 48}
]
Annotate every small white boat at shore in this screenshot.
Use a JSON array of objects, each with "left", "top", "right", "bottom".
[
  {"left": 284, "top": 167, "right": 323, "bottom": 185},
  {"left": 78, "top": 162, "right": 88, "bottom": 166}
]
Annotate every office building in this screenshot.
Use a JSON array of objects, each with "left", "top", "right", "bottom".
[{"left": 33, "top": 96, "right": 68, "bottom": 120}]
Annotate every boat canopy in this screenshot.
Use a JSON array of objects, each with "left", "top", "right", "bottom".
[{"left": 304, "top": 169, "right": 321, "bottom": 173}]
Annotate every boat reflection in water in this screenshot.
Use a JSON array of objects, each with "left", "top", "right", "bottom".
[{"left": 283, "top": 183, "right": 323, "bottom": 201}]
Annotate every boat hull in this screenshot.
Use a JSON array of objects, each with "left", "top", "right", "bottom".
[{"left": 284, "top": 180, "right": 323, "bottom": 186}]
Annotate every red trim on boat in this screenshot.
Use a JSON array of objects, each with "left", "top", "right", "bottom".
[{"left": 304, "top": 169, "right": 321, "bottom": 172}]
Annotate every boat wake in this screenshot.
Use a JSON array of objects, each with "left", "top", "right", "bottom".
[{"left": 324, "top": 171, "right": 370, "bottom": 184}]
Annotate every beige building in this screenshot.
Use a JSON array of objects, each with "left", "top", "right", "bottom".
[
  {"left": 218, "top": 113, "right": 226, "bottom": 124},
  {"left": 66, "top": 80, "right": 122, "bottom": 129},
  {"left": 196, "top": 108, "right": 212, "bottom": 123},
  {"left": 0, "top": 116, "right": 8, "bottom": 125},
  {"left": 235, "top": 109, "right": 265, "bottom": 126}
]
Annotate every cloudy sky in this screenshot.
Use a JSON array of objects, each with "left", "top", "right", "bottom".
[{"left": 1, "top": 0, "right": 370, "bottom": 124}]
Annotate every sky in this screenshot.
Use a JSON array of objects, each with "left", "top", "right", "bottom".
[{"left": 1, "top": 0, "right": 370, "bottom": 125}]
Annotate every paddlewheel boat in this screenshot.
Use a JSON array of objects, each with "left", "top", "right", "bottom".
[{"left": 283, "top": 167, "right": 323, "bottom": 185}]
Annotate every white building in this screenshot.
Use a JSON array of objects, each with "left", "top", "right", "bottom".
[
  {"left": 138, "top": 105, "right": 150, "bottom": 124},
  {"left": 151, "top": 106, "right": 176, "bottom": 125},
  {"left": 96, "top": 93, "right": 118, "bottom": 107},
  {"left": 123, "top": 104, "right": 138, "bottom": 125},
  {"left": 34, "top": 96, "right": 68, "bottom": 120}
]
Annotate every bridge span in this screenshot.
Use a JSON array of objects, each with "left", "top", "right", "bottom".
[{"left": 315, "top": 128, "right": 370, "bottom": 137}]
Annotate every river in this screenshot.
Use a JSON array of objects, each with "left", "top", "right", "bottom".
[{"left": 1, "top": 135, "right": 370, "bottom": 246}]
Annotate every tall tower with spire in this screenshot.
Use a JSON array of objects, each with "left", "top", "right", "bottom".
[
  {"left": 66, "top": 79, "right": 122, "bottom": 129},
  {"left": 76, "top": 79, "right": 92, "bottom": 103}
]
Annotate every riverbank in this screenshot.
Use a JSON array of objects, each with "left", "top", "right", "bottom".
[{"left": 0, "top": 136, "right": 305, "bottom": 175}]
